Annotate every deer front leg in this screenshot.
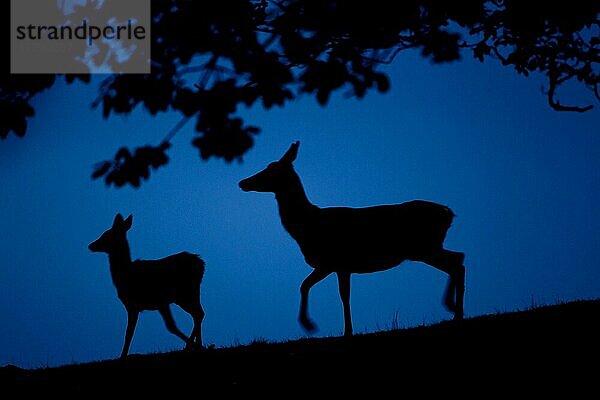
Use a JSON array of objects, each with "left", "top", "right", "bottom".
[
  {"left": 121, "top": 310, "right": 139, "bottom": 359},
  {"left": 336, "top": 272, "right": 353, "bottom": 337},
  {"left": 299, "top": 269, "right": 331, "bottom": 333}
]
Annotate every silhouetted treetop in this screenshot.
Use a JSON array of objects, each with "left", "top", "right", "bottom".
[{"left": 1, "top": 1, "right": 598, "bottom": 187}]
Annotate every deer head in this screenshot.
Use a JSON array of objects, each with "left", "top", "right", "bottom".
[
  {"left": 88, "top": 213, "right": 133, "bottom": 253},
  {"left": 239, "top": 141, "right": 300, "bottom": 193}
]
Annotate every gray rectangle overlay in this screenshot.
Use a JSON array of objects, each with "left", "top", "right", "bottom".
[{"left": 11, "top": 0, "right": 151, "bottom": 74}]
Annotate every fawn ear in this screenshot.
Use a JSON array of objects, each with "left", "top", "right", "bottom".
[
  {"left": 113, "top": 213, "right": 124, "bottom": 228},
  {"left": 123, "top": 215, "right": 133, "bottom": 231},
  {"left": 280, "top": 141, "right": 300, "bottom": 164}
]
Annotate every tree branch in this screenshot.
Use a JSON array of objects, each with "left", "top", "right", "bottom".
[{"left": 547, "top": 75, "right": 594, "bottom": 112}]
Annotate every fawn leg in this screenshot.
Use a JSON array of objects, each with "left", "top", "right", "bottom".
[
  {"left": 190, "top": 304, "right": 205, "bottom": 348},
  {"left": 179, "top": 300, "right": 205, "bottom": 349},
  {"left": 121, "top": 310, "right": 139, "bottom": 359}
]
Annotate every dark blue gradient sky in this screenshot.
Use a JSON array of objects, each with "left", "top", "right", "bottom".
[{"left": 1, "top": 51, "right": 599, "bottom": 368}]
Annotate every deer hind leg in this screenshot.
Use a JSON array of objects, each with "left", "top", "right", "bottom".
[
  {"left": 447, "top": 251, "right": 466, "bottom": 320},
  {"left": 443, "top": 276, "right": 457, "bottom": 312},
  {"left": 337, "top": 272, "right": 353, "bottom": 337},
  {"left": 159, "top": 306, "right": 190, "bottom": 347},
  {"left": 422, "top": 250, "right": 465, "bottom": 320}
]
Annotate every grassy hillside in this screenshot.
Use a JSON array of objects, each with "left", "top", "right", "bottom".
[{"left": 2, "top": 299, "right": 599, "bottom": 394}]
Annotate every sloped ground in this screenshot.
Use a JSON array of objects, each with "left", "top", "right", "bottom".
[{"left": 2, "top": 299, "right": 599, "bottom": 395}]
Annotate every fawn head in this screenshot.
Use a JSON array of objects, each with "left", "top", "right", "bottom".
[
  {"left": 89, "top": 213, "right": 133, "bottom": 253},
  {"left": 239, "top": 141, "right": 300, "bottom": 193}
]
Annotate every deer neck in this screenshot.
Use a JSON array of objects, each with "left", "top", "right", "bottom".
[
  {"left": 107, "top": 242, "right": 132, "bottom": 287},
  {"left": 275, "top": 169, "right": 315, "bottom": 238}
]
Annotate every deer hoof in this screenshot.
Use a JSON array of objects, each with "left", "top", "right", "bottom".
[
  {"left": 184, "top": 342, "right": 197, "bottom": 351},
  {"left": 444, "top": 297, "right": 456, "bottom": 313},
  {"left": 299, "top": 317, "right": 318, "bottom": 333},
  {"left": 443, "top": 296, "right": 456, "bottom": 313}
]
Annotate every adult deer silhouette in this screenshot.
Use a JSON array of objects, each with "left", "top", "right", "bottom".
[
  {"left": 89, "top": 214, "right": 205, "bottom": 358},
  {"left": 239, "top": 142, "right": 465, "bottom": 336}
]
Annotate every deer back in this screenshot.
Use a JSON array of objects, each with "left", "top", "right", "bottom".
[{"left": 118, "top": 252, "right": 204, "bottom": 310}]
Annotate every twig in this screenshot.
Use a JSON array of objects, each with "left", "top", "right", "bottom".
[
  {"left": 361, "top": 46, "right": 407, "bottom": 65},
  {"left": 161, "top": 115, "right": 192, "bottom": 144},
  {"left": 91, "top": 76, "right": 115, "bottom": 109},
  {"left": 165, "top": 56, "right": 219, "bottom": 144}
]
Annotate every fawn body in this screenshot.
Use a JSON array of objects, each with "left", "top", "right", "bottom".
[{"left": 89, "top": 214, "right": 205, "bottom": 358}]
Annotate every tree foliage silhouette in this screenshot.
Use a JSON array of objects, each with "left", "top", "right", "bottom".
[{"left": 1, "top": 0, "right": 598, "bottom": 187}]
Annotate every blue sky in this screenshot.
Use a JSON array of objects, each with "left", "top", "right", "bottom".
[{"left": 1, "top": 50, "right": 599, "bottom": 368}]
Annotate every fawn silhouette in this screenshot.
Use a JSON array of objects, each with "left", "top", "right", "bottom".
[
  {"left": 89, "top": 214, "right": 205, "bottom": 358},
  {"left": 239, "top": 142, "right": 465, "bottom": 336}
]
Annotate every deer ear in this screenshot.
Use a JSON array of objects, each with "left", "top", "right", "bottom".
[
  {"left": 123, "top": 215, "right": 133, "bottom": 231},
  {"left": 113, "top": 213, "right": 124, "bottom": 227},
  {"left": 280, "top": 141, "right": 300, "bottom": 164}
]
